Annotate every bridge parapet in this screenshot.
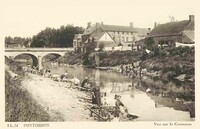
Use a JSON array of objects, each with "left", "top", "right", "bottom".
[
  {"left": 5, "top": 47, "right": 73, "bottom": 70},
  {"left": 5, "top": 47, "right": 74, "bottom": 52}
]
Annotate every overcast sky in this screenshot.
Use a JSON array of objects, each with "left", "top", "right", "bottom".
[{"left": 2, "top": 0, "right": 197, "bottom": 37}]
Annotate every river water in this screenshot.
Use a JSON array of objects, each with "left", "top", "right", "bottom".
[{"left": 50, "top": 65, "right": 194, "bottom": 121}]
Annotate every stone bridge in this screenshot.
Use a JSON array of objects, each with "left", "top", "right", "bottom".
[{"left": 5, "top": 48, "right": 73, "bottom": 69}]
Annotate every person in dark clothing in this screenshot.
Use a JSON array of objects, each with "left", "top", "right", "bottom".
[
  {"left": 114, "top": 94, "right": 125, "bottom": 117},
  {"left": 60, "top": 71, "right": 68, "bottom": 82},
  {"left": 91, "top": 85, "right": 101, "bottom": 106},
  {"left": 120, "top": 64, "right": 124, "bottom": 74},
  {"left": 81, "top": 77, "right": 88, "bottom": 90},
  {"left": 125, "top": 66, "right": 128, "bottom": 76}
]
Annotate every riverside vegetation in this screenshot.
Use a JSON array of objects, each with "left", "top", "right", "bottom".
[
  {"left": 5, "top": 57, "right": 53, "bottom": 121},
  {"left": 56, "top": 46, "right": 195, "bottom": 101}
]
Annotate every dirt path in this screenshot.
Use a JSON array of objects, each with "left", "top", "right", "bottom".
[{"left": 21, "top": 73, "right": 94, "bottom": 121}]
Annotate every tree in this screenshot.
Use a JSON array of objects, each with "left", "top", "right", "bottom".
[
  {"left": 5, "top": 36, "right": 32, "bottom": 48},
  {"left": 98, "top": 43, "right": 105, "bottom": 51},
  {"left": 30, "top": 25, "right": 84, "bottom": 48},
  {"left": 144, "top": 37, "right": 155, "bottom": 51}
]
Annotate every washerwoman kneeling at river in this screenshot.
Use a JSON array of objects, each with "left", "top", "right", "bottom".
[
  {"left": 114, "top": 94, "right": 129, "bottom": 121},
  {"left": 81, "top": 77, "right": 90, "bottom": 91},
  {"left": 60, "top": 70, "right": 68, "bottom": 82}
]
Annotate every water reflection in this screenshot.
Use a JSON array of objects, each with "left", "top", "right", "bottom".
[{"left": 50, "top": 66, "right": 194, "bottom": 121}]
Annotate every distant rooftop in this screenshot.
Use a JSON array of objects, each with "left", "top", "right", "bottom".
[
  {"left": 148, "top": 15, "right": 194, "bottom": 37},
  {"left": 100, "top": 24, "right": 137, "bottom": 32},
  {"left": 83, "top": 22, "right": 138, "bottom": 35}
]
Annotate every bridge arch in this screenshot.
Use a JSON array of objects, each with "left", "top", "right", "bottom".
[
  {"left": 5, "top": 47, "right": 71, "bottom": 70},
  {"left": 42, "top": 53, "right": 63, "bottom": 67},
  {"left": 14, "top": 53, "right": 39, "bottom": 68},
  {"left": 42, "top": 53, "right": 62, "bottom": 60}
]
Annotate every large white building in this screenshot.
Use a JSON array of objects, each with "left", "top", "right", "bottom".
[
  {"left": 73, "top": 34, "right": 83, "bottom": 52},
  {"left": 81, "top": 22, "right": 141, "bottom": 52}
]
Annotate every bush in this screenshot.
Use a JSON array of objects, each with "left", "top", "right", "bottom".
[
  {"left": 98, "top": 43, "right": 105, "bottom": 51},
  {"left": 169, "top": 46, "right": 194, "bottom": 56},
  {"left": 82, "top": 52, "right": 92, "bottom": 66},
  {"left": 5, "top": 58, "right": 56, "bottom": 121},
  {"left": 5, "top": 70, "right": 51, "bottom": 121}
]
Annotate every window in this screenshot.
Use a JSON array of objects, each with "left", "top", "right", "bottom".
[
  {"left": 73, "top": 40, "right": 77, "bottom": 47},
  {"left": 122, "top": 37, "right": 125, "bottom": 42},
  {"left": 126, "top": 37, "right": 129, "bottom": 42},
  {"left": 132, "top": 37, "right": 135, "bottom": 41},
  {"left": 122, "top": 32, "right": 124, "bottom": 35}
]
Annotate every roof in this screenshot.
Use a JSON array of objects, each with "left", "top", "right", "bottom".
[
  {"left": 100, "top": 24, "right": 137, "bottom": 32},
  {"left": 148, "top": 20, "right": 194, "bottom": 37},
  {"left": 84, "top": 25, "right": 118, "bottom": 43},
  {"left": 83, "top": 23, "right": 138, "bottom": 36},
  {"left": 83, "top": 25, "right": 96, "bottom": 35},
  {"left": 183, "top": 31, "right": 195, "bottom": 42},
  {"left": 134, "top": 27, "right": 149, "bottom": 35},
  {"left": 84, "top": 31, "right": 113, "bottom": 43},
  {"left": 90, "top": 28, "right": 105, "bottom": 40}
]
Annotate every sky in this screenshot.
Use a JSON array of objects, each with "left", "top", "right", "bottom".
[{"left": 2, "top": 0, "right": 197, "bottom": 38}]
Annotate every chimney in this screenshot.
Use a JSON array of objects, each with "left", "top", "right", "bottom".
[
  {"left": 101, "top": 22, "right": 104, "bottom": 25},
  {"left": 189, "top": 15, "right": 194, "bottom": 22},
  {"left": 130, "top": 22, "right": 133, "bottom": 27},
  {"left": 86, "top": 22, "right": 91, "bottom": 29},
  {"left": 96, "top": 22, "right": 100, "bottom": 27},
  {"left": 154, "top": 22, "right": 158, "bottom": 28}
]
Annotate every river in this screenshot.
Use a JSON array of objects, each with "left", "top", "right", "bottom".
[{"left": 50, "top": 65, "right": 194, "bottom": 121}]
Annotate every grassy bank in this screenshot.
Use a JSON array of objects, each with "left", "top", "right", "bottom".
[
  {"left": 141, "top": 47, "right": 194, "bottom": 81},
  {"left": 5, "top": 57, "right": 53, "bottom": 122},
  {"left": 58, "top": 51, "right": 82, "bottom": 65},
  {"left": 89, "top": 51, "right": 143, "bottom": 67},
  {"left": 57, "top": 47, "right": 194, "bottom": 81},
  {"left": 57, "top": 50, "right": 143, "bottom": 67},
  {"left": 141, "top": 47, "right": 194, "bottom": 101}
]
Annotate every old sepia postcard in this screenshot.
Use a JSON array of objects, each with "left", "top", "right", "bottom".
[{"left": 0, "top": 0, "right": 199, "bottom": 129}]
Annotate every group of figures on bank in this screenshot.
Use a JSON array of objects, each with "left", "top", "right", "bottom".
[
  {"left": 120, "top": 63, "right": 142, "bottom": 78},
  {"left": 23, "top": 66, "right": 80, "bottom": 85},
  {"left": 23, "top": 65, "right": 138, "bottom": 121},
  {"left": 81, "top": 77, "right": 138, "bottom": 121}
]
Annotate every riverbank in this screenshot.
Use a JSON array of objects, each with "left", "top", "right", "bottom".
[
  {"left": 57, "top": 47, "right": 194, "bottom": 82},
  {"left": 52, "top": 47, "right": 195, "bottom": 102},
  {"left": 21, "top": 73, "right": 93, "bottom": 121},
  {"left": 5, "top": 68, "right": 52, "bottom": 121},
  {"left": 5, "top": 56, "right": 54, "bottom": 122},
  {"left": 48, "top": 65, "right": 194, "bottom": 119},
  {"left": 5, "top": 56, "right": 94, "bottom": 121}
]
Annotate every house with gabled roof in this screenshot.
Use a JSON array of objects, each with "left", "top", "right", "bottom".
[
  {"left": 83, "top": 31, "right": 117, "bottom": 52},
  {"left": 135, "top": 15, "right": 195, "bottom": 50},
  {"left": 81, "top": 22, "right": 139, "bottom": 52},
  {"left": 73, "top": 34, "right": 83, "bottom": 52},
  {"left": 149, "top": 15, "right": 194, "bottom": 46}
]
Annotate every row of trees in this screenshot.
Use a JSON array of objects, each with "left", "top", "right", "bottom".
[
  {"left": 5, "top": 25, "right": 85, "bottom": 48},
  {"left": 31, "top": 25, "right": 84, "bottom": 47},
  {"left": 5, "top": 36, "right": 32, "bottom": 48}
]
